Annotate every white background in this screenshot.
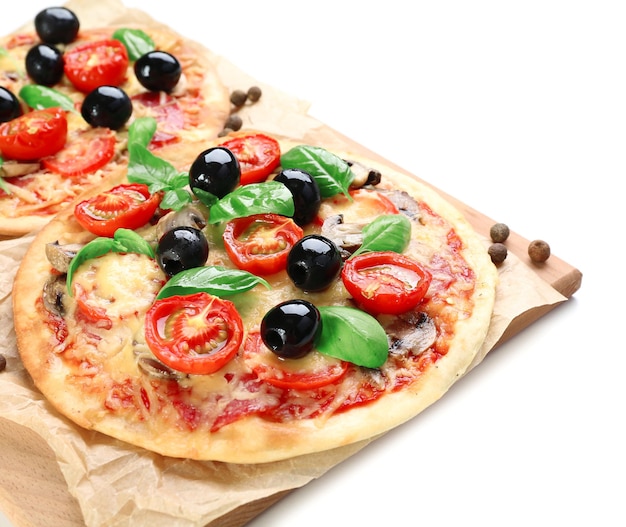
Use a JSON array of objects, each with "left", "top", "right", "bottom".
[{"left": 1, "top": 1, "right": 624, "bottom": 526}]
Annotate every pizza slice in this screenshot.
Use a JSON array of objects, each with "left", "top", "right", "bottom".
[
  {"left": 0, "top": 6, "right": 231, "bottom": 237},
  {"left": 13, "top": 130, "right": 498, "bottom": 463}
]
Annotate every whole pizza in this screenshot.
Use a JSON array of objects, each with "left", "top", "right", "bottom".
[
  {"left": 13, "top": 127, "right": 498, "bottom": 464},
  {"left": 0, "top": 5, "right": 230, "bottom": 237}
]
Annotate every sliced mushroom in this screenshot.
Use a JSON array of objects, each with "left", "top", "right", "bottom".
[
  {"left": 345, "top": 159, "right": 382, "bottom": 188},
  {"left": 155, "top": 203, "right": 207, "bottom": 241},
  {"left": 0, "top": 161, "right": 41, "bottom": 178},
  {"left": 43, "top": 274, "right": 67, "bottom": 317},
  {"left": 381, "top": 311, "right": 437, "bottom": 357},
  {"left": 134, "top": 342, "right": 184, "bottom": 381},
  {"left": 45, "top": 241, "right": 83, "bottom": 273},
  {"left": 320, "top": 214, "right": 365, "bottom": 258},
  {"left": 377, "top": 189, "right": 421, "bottom": 221}
]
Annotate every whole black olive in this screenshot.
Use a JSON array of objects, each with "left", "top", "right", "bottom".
[
  {"left": 81, "top": 86, "right": 133, "bottom": 130},
  {"left": 273, "top": 168, "right": 321, "bottom": 226},
  {"left": 134, "top": 51, "right": 182, "bottom": 93},
  {"left": 189, "top": 147, "right": 240, "bottom": 200},
  {"left": 25, "top": 43, "right": 64, "bottom": 86},
  {"left": 156, "top": 226, "right": 209, "bottom": 277},
  {"left": 287, "top": 235, "right": 342, "bottom": 292},
  {"left": 0, "top": 87, "right": 22, "bottom": 123},
  {"left": 34, "top": 7, "right": 80, "bottom": 44},
  {"left": 261, "top": 299, "right": 322, "bottom": 359}
]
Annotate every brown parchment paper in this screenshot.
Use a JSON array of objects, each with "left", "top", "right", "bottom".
[{"left": 0, "top": 1, "right": 567, "bottom": 525}]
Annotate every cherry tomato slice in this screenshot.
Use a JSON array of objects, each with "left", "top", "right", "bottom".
[
  {"left": 73, "top": 284, "right": 113, "bottom": 330},
  {"left": 243, "top": 331, "right": 349, "bottom": 390},
  {"left": 145, "top": 292, "right": 244, "bottom": 375},
  {"left": 131, "top": 92, "right": 184, "bottom": 148},
  {"left": 74, "top": 183, "right": 162, "bottom": 237},
  {"left": 341, "top": 251, "right": 432, "bottom": 315},
  {"left": 0, "top": 107, "right": 67, "bottom": 161},
  {"left": 42, "top": 127, "right": 116, "bottom": 177},
  {"left": 64, "top": 39, "right": 129, "bottom": 93},
  {"left": 316, "top": 188, "right": 399, "bottom": 225},
  {"left": 222, "top": 213, "right": 304, "bottom": 275},
  {"left": 220, "top": 133, "right": 281, "bottom": 185}
]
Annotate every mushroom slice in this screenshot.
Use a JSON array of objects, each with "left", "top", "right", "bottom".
[
  {"left": 320, "top": 214, "right": 365, "bottom": 258},
  {"left": 377, "top": 189, "right": 421, "bottom": 221},
  {"left": 43, "top": 274, "right": 68, "bottom": 317},
  {"left": 45, "top": 241, "right": 84, "bottom": 273},
  {"left": 0, "top": 161, "right": 41, "bottom": 178},
  {"left": 156, "top": 202, "right": 207, "bottom": 241},
  {"left": 345, "top": 159, "right": 382, "bottom": 188},
  {"left": 380, "top": 311, "right": 437, "bottom": 357}
]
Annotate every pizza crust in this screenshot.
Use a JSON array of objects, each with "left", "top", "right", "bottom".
[{"left": 13, "top": 141, "right": 497, "bottom": 463}]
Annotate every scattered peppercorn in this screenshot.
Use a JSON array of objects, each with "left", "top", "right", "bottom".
[
  {"left": 490, "top": 222, "right": 510, "bottom": 243},
  {"left": 0, "top": 353, "right": 6, "bottom": 372},
  {"left": 230, "top": 89, "right": 247, "bottom": 107},
  {"left": 488, "top": 243, "right": 508, "bottom": 264},
  {"left": 528, "top": 239, "right": 551, "bottom": 263},
  {"left": 247, "top": 85, "right": 262, "bottom": 102},
  {"left": 225, "top": 114, "right": 243, "bottom": 132}
]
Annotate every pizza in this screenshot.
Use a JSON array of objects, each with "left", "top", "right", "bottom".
[
  {"left": 0, "top": 5, "right": 230, "bottom": 237},
  {"left": 12, "top": 131, "right": 498, "bottom": 464}
]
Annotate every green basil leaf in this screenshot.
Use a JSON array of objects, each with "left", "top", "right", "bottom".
[
  {"left": 156, "top": 265, "right": 271, "bottom": 299},
  {"left": 351, "top": 214, "right": 412, "bottom": 258},
  {"left": 18, "top": 85, "right": 76, "bottom": 113},
  {"left": 66, "top": 229, "right": 154, "bottom": 294},
  {"left": 160, "top": 186, "right": 193, "bottom": 211},
  {"left": 0, "top": 177, "right": 9, "bottom": 194},
  {"left": 191, "top": 187, "right": 219, "bottom": 208},
  {"left": 317, "top": 306, "right": 388, "bottom": 368},
  {"left": 280, "top": 145, "right": 354, "bottom": 198},
  {"left": 112, "top": 28, "right": 155, "bottom": 61},
  {"left": 127, "top": 143, "right": 180, "bottom": 191},
  {"left": 208, "top": 181, "right": 295, "bottom": 224},
  {"left": 128, "top": 116, "right": 157, "bottom": 148}
]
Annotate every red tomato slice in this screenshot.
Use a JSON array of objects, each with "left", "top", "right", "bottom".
[
  {"left": 316, "top": 188, "right": 399, "bottom": 226},
  {"left": 222, "top": 213, "right": 304, "bottom": 275},
  {"left": 0, "top": 107, "right": 67, "bottom": 161},
  {"left": 74, "top": 183, "right": 162, "bottom": 237},
  {"left": 131, "top": 92, "right": 184, "bottom": 148},
  {"left": 63, "top": 39, "right": 129, "bottom": 93},
  {"left": 145, "top": 292, "right": 244, "bottom": 375},
  {"left": 221, "top": 133, "right": 281, "bottom": 185},
  {"left": 341, "top": 251, "right": 432, "bottom": 315},
  {"left": 243, "top": 331, "right": 349, "bottom": 390},
  {"left": 42, "top": 128, "right": 116, "bottom": 177},
  {"left": 73, "top": 284, "right": 113, "bottom": 330}
]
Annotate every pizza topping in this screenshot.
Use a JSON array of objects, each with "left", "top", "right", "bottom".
[
  {"left": 134, "top": 50, "right": 182, "bottom": 93},
  {"left": 111, "top": 28, "right": 155, "bottom": 61},
  {"left": 42, "top": 127, "right": 117, "bottom": 177},
  {"left": 63, "top": 39, "right": 129, "bottom": 93},
  {"left": 25, "top": 43, "right": 64, "bottom": 86},
  {"left": 18, "top": 84, "right": 76, "bottom": 113},
  {"left": 0, "top": 107, "right": 67, "bottom": 161},
  {"left": 189, "top": 146, "right": 240, "bottom": 199},
  {"left": 0, "top": 160, "right": 39, "bottom": 178},
  {"left": 0, "top": 86, "right": 22, "bottom": 122},
  {"left": 34, "top": 7, "right": 80, "bottom": 44},
  {"left": 383, "top": 311, "right": 437, "bottom": 357},
  {"left": 144, "top": 292, "right": 244, "bottom": 375},
  {"left": 273, "top": 167, "right": 321, "bottom": 226},
  {"left": 156, "top": 226, "right": 209, "bottom": 277},
  {"left": 74, "top": 183, "right": 161, "bottom": 237},
  {"left": 45, "top": 241, "right": 83, "bottom": 273},
  {"left": 43, "top": 274, "right": 68, "bottom": 317},
  {"left": 220, "top": 133, "right": 281, "bottom": 185},
  {"left": 223, "top": 213, "right": 303, "bottom": 276},
  {"left": 80, "top": 85, "right": 133, "bottom": 130},
  {"left": 341, "top": 251, "right": 432, "bottom": 315},
  {"left": 155, "top": 203, "right": 207, "bottom": 241},
  {"left": 286, "top": 234, "right": 343, "bottom": 292},
  {"left": 261, "top": 300, "right": 322, "bottom": 359},
  {"left": 345, "top": 159, "right": 382, "bottom": 188}
]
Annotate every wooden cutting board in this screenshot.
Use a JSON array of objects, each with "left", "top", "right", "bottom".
[{"left": 0, "top": 128, "right": 582, "bottom": 527}]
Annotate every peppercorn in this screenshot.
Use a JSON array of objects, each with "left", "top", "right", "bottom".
[
  {"left": 225, "top": 114, "right": 243, "bottom": 132},
  {"left": 490, "top": 222, "right": 510, "bottom": 243},
  {"left": 0, "top": 353, "right": 6, "bottom": 372},
  {"left": 488, "top": 243, "right": 507, "bottom": 265},
  {"left": 247, "top": 85, "right": 262, "bottom": 102},
  {"left": 230, "top": 89, "right": 247, "bottom": 107},
  {"left": 528, "top": 239, "right": 550, "bottom": 263}
]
